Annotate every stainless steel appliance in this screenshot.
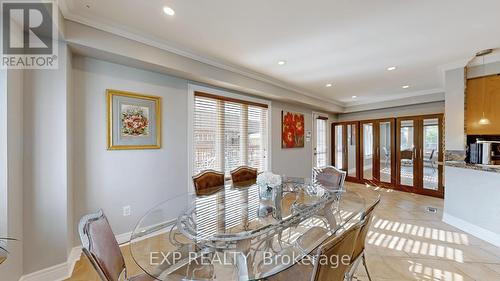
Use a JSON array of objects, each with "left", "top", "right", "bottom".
[{"left": 475, "top": 140, "right": 500, "bottom": 165}]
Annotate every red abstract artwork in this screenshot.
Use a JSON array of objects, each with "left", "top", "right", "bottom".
[{"left": 281, "top": 111, "right": 305, "bottom": 148}]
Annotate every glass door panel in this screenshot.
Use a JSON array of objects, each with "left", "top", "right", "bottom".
[
  {"left": 422, "top": 118, "right": 439, "bottom": 190},
  {"left": 399, "top": 120, "right": 415, "bottom": 187},
  {"left": 334, "top": 125, "right": 344, "bottom": 170},
  {"left": 347, "top": 123, "right": 358, "bottom": 178},
  {"left": 379, "top": 121, "right": 392, "bottom": 183},
  {"left": 314, "top": 117, "right": 328, "bottom": 168},
  {"left": 362, "top": 123, "right": 374, "bottom": 181}
]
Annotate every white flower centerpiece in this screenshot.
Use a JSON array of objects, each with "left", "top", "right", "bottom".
[
  {"left": 257, "top": 172, "right": 282, "bottom": 217},
  {"left": 257, "top": 172, "right": 282, "bottom": 193},
  {"left": 257, "top": 172, "right": 281, "bottom": 197}
]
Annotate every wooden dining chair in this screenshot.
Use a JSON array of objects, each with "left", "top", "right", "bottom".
[
  {"left": 192, "top": 169, "right": 225, "bottom": 196},
  {"left": 230, "top": 166, "right": 258, "bottom": 187},
  {"left": 267, "top": 221, "right": 362, "bottom": 281},
  {"left": 78, "top": 209, "right": 154, "bottom": 281},
  {"left": 345, "top": 195, "right": 381, "bottom": 281}
]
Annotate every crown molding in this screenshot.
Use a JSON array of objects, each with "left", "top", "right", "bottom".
[
  {"left": 59, "top": 8, "right": 344, "bottom": 108},
  {"left": 343, "top": 90, "right": 444, "bottom": 113},
  {"left": 59, "top": 4, "right": 464, "bottom": 113},
  {"left": 344, "top": 88, "right": 444, "bottom": 108}
]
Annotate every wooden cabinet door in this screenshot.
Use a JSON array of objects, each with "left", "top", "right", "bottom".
[{"left": 466, "top": 75, "right": 500, "bottom": 135}]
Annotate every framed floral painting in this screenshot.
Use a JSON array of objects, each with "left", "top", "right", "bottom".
[
  {"left": 281, "top": 111, "right": 305, "bottom": 148},
  {"left": 107, "top": 89, "right": 161, "bottom": 150}
]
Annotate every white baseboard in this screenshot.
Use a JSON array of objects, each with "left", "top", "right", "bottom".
[
  {"left": 443, "top": 212, "right": 500, "bottom": 247},
  {"left": 19, "top": 232, "right": 129, "bottom": 281},
  {"left": 19, "top": 246, "right": 82, "bottom": 281},
  {"left": 116, "top": 231, "right": 132, "bottom": 245}
]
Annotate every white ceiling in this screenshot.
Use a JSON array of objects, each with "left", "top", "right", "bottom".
[{"left": 61, "top": 0, "right": 500, "bottom": 107}]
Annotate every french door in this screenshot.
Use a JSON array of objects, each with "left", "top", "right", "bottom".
[
  {"left": 360, "top": 119, "right": 395, "bottom": 186},
  {"left": 332, "top": 121, "right": 360, "bottom": 182},
  {"left": 313, "top": 115, "right": 328, "bottom": 168},
  {"left": 333, "top": 114, "right": 443, "bottom": 198},
  {"left": 396, "top": 114, "right": 444, "bottom": 197}
]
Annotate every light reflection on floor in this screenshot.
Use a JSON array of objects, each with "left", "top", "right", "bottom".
[{"left": 348, "top": 182, "right": 500, "bottom": 281}]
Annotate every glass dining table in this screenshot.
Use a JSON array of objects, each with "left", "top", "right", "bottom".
[{"left": 130, "top": 178, "right": 371, "bottom": 281}]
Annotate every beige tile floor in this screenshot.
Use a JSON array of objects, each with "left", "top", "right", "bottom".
[
  {"left": 348, "top": 183, "right": 500, "bottom": 281},
  {"left": 67, "top": 183, "right": 500, "bottom": 281}
]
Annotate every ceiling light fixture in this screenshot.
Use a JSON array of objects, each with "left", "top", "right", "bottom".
[
  {"left": 277, "top": 60, "right": 286, "bottom": 65},
  {"left": 163, "top": 6, "right": 175, "bottom": 16},
  {"left": 387, "top": 66, "right": 397, "bottom": 71},
  {"left": 477, "top": 49, "right": 492, "bottom": 125},
  {"left": 325, "top": 83, "right": 332, "bottom": 88},
  {"left": 402, "top": 85, "right": 410, "bottom": 89},
  {"left": 351, "top": 95, "right": 357, "bottom": 99}
]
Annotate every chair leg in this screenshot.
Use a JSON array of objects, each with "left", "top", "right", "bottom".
[{"left": 362, "top": 253, "right": 372, "bottom": 281}]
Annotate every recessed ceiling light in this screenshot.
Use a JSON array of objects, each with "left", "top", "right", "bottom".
[
  {"left": 325, "top": 83, "right": 332, "bottom": 88},
  {"left": 163, "top": 6, "right": 175, "bottom": 16},
  {"left": 387, "top": 66, "right": 397, "bottom": 71},
  {"left": 402, "top": 85, "right": 410, "bottom": 89},
  {"left": 277, "top": 60, "right": 286, "bottom": 65},
  {"left": 351, "top": 95, "right": 357, "bottom": 99}
]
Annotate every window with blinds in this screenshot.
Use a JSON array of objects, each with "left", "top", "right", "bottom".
[
  {"left": 315, "top": 117, "right": 328, "bottom": 167},
  {"left": 193, "top": 92, "right": 268, "bottom": 176}
]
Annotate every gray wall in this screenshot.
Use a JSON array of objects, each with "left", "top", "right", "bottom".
[
  {"left": 270, "top": 102, "right": 326, "bottom": 179},
  {"left": 4, "top": 69, "right": 24, "bottom": 280},
  {"left": 337, "top": 101, "right": 444, "bottom": 122},
  {"left": 0, "top": 69, "right": 5, "bottom": 237},
  {"left": 444, "top": 68, "right": 465, "bottom": 150},
  {"left": 444, "top": 167, "right": 500, "bottom": 246},
  {"left": 23, "top": 42, "right": 71, "bottom": 273},
  {"left": 71, "top": 56, "right": 327, "bottom": 244},
  {"left": 0, "top": 27, "right": 24, "bottom": 281},
  {"left": 467, "top": 60, "right": 500, "bottom": 78},
  {"left": 445, "top": 62, "right": 500, "bottom": 151},
  {"left": 72, "top": 56, "right": 190, "bottom": 241}
]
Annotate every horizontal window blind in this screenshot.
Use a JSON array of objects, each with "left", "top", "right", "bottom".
[{"left": 193, "top": 92, "right": 268, "bottom": 176}]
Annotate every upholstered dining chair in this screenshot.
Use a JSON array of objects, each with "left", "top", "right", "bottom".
[
  {"left": 78, "top": 209, "right": 154, "bottom": 281},
  {"left": 230, "top": 166, "right": 258, "bottom": 187},
  {"left": 345, "top": 195, "right": 381, "bottom": 281},
  {"left": 267, "top": 220, "right": 362, "bottom": 281},
  {"left": 312, "top": 166, "right": 347, "bottom": 192},
  {"left": 192, "top": 169, "right": 225, "bottom": 196}
]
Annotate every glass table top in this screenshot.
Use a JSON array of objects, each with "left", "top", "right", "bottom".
[{"left": 130, "top": 180, "right": 373, "bottom": 281}]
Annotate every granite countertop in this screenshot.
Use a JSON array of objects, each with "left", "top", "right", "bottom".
[{"left": 445, "top": 161, "right": 500, "bottom": 173}]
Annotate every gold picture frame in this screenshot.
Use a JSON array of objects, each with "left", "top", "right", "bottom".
[{"left": 107, "top": 89, "right": 161, "bottom": 150}]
